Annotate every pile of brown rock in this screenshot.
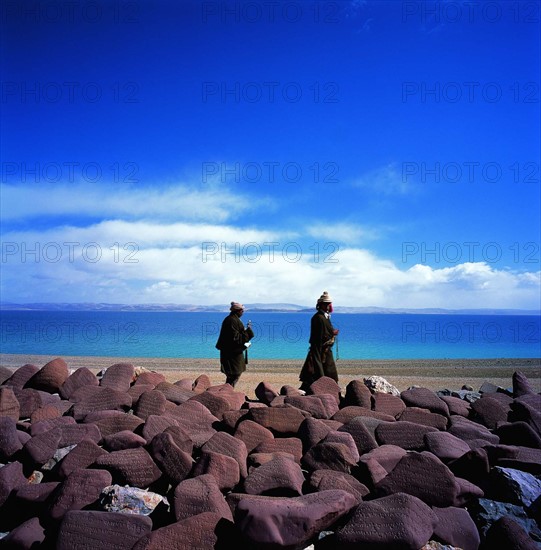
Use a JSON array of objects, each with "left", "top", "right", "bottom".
[{"left": 0, "top": 358, "right": 540, "bottom": 549}]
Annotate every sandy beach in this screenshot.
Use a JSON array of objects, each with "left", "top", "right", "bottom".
[{"left": 1, "top": 353, "right": 539, "bottom": 399}]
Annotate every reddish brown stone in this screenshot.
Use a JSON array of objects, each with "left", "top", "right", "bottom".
[
  {"left": 297, "top": 417, "right": 341, "bottom": 452},
  {"left": 103, "top": 430, "right": 147, "bottom": 451},
  {"left": 0, "top": 387, "right": 20, "bottom": 421},
  {"left": 58, "top": 423, "right": 101, "bottom": 447},
  {"left": 99, "top": 363, "right": 135, "bottom": 392},
  {"left": 280, "top": 384, "right": 304, "bottom": 396},
  {"left": 192, "top": 449, "right": 240, "bottom": 490},
  {"left": 12, "top": 388, "right": 42, "bottom": 419},
  {"left": 154, "top": 381, "right": 194, "bottom": 404},
  {"left": 236, "top": 490, "right": 357, "bottom": 548},
  {"left": 372, "top": 391, "right": 406, "bottom": 418},
  {"left": 284, "top": 395, "right": 329, "bottom": 418},
  {"left": 59, "top": 367, "right": 98, "bottom": 400},
  {"left": 243, "top": 455, "right": 305, "bottom": 496},
  {"left": 344, "top": 379, "right": 372, "bottom": 408},
  {"left": 307, "top": 376, "right": 341, "bottom": 404},
  {"left": 0, "top": 516, "right": 46, "bottom": 548},
  {"left": 94, "top": 447, "right": 162, "bottom": 488},
  {"left": 202, "top": 431, "right": 248, "bottom": 478},
  {"left": 234, "top": 419, "right": 274, "bottom": 453},
  {"left": 174, "top": 473, "right": 233, "bottom": 521},
  {"left": 401, "top": 387, "right": 450, "bottom": 417},
  {"left": 206, "top": 384, "right": 246, "bottom": 409},
  {"left": 174, "top": 378, "right": 195, "bottom": 391},
  {"left": 424, "top": 431, "right": 471, "bottom": 461},
  {"left": 513, "top": 370, "right": 536, "bottom": 398},
  {"left": 71, "top": 387, "right": 132, "bottom": 421},
  {"left": 322, "top": 430, "right": 360, "bottom": 462},
  {"left": 48, "top": 468, "right": 113, "bottom": 522},
  {"left": 253, "top": 437, "right": 303, "bottom": 463},
  {"left": 399, "top": 407, "right": 448, "bottom": 430},
  {"left": 165, "top": 400, "right": 219, "bottom": 447},
  {"left": 357, "top": 445, "right": 406, "bottom": 487},
  {"left": 132, "top": 512, "right": 228, "bottom": 550},
  {"left": 24, "top": 427, "right": 62, "bottom": 465},
  {"left": 221, "top": 409, "right": 249, "bottom": 431},
  {"left": 56, "top": 510, "right": 152, "bottom": 550},
  {"left": 4, "top": 364, "right": 40, "bottom": 389},
  {"left": 471, "top": 395, "right": 509, "bottom": 429},
  {"left": 336, "top": 493, "right": 437, "bottom": 548},
  {"left": 188, "top": 391, "right": 231, "bottom": 419},
  {"left": 150, "top": 431, "right": 194, "bottom": 485},
  {"left": 140, "top": 414, "right": 179, "bottom": 444},
  {"left": 248, "top": 452, "right": 296, "bottom": 470},
  {"left": 255, "top": 381, "right": 279, "bottom": 405},
  {"left": 453, "top": 476, "right": 484, "bottom": 506},
  {"left": 0, "top": 460, "right": 27, "bottom": 506},
  {"left": 192, "top": 374, "right": 211, "bottom": 393},
  {"left": 134, "top": 390, "right": 167, "bottom": 420},
  {"left": 302, "top": 441, "right": 358, "bottom": 474},
  {"left": 57, "top": 439, "right": 108, "bottom": 479},
  {"left": 448, "top": 415, "right": 499, "bottom": 445},
  {"left": 25, "top": 357, "right": 69, "bottom": 393},
  {"left": 375, "top": 420, "right": 438, "bottom": 451},
  {"left": 439, "top": 395, "right": 471, "bottom": 417},
  {"left": 248, "top": 406, "right": 306, "bottom": 435},
  {"left": 332, "top": 406, "right": 395, "bottom": 424},
  {"left": 133, "top": 370, "right": 166, "bottom": 387},
  {"left": 495, "top": 421, "right": 541, "bottom": 449},
  {"left": 127, "top": 384, "right": 155, "bottom": 404},
  {"left": 0, "top": 366, "right": 14, "bottom": 385},
  {"left": 30, "top": 416, "right": 75, "bottom": 436},
  {"left": 338, "top": 417, "right": 379, "bottom": 455},
  {"left": 309, "top": 469, "right": 369, "bottom": 503},
  {"left": 93, "top": 413, "right": 144, "bottom": 439},
  {"left": 375, "top": 451, "right": 459, "bottom": 507},
  {"left": 30, "top": 404, "right": 61, "bottom": 424}
]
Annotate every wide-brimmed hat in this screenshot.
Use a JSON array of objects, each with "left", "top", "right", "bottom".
[
  {"left": 317, "top": 291, "right": 332, "bottom": 303},
  {"left": 230, "top": 301, "right": 245, "bottom": 311}
]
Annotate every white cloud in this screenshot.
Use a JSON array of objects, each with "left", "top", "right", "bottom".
[
  {"left": 0, "top": 182, "right": 270, "bottom": 223},
  {"left": 351, "top": 163, "right": 413, "bottom": 196},
  {"left": 1, "top": 220, "right": 539, "bottom": 309}
]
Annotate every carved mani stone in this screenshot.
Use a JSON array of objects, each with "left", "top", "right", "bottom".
[
  {"left": 336, "top": 492, "right": 437, "bottom": 548},
  {"left": 235, "top": 489, "right": 357, "bottom": 548},
  {"left": 99, "top": 363, "right": 135, "bottom": 393},
  {"left": 56, "top": 510, "right": 152, "bottom": 550},
  {"left": 94, "top": 447, "right": 162, "bottom": 488}
]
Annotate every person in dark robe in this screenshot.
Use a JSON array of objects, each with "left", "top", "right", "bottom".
[
  {"left": 299, "top": 291, "right": 339, "bottom": 390},
  {"left": 215, "top": 301, "right": 254, "bottom": 387}
]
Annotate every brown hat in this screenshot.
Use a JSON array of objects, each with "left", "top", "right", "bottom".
[
  {"left": 230, "top": 301, "right": 245, "bottom": 311},
  {"left": 317, "top": 291, "right": 332, "bottom": 303}
]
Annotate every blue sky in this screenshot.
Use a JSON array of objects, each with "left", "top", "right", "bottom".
[{"left": 1, "top": 0, "right": 540, "bottom": 309}]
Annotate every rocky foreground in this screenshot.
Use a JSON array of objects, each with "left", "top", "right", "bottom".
[{"left": 0, "top": 358, "right": 540, "bottom": 549}]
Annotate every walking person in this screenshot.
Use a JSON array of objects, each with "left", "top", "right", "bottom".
[
  {"left": 215, "top": 301, "right": 254, "bottom": 387},
  {"left": 300, "top": 291, "right": 339, "bottom": 390}
]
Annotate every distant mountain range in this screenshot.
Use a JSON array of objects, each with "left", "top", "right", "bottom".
[{"left": 0, "top": 302, "right": 539, "bottom": 315}]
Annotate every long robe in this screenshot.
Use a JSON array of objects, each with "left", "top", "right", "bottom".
[
  {"left": 215, "top": 313, "right": 254, "bottom": 378},
  {"left": 299, "top": 309, "right": 338, "bottom": 385}
]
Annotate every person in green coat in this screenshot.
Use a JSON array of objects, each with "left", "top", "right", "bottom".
[
  {"left": 299, "top": 291, "right": 339, "bottom": 390},
  {"left": 215, "top": 301, "right": 254, "bottom": 387}
]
